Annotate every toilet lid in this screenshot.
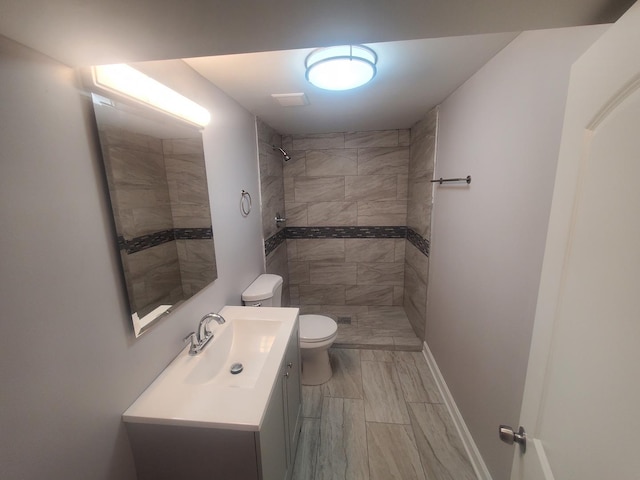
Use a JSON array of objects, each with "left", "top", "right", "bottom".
[{"left": 299, "top": 315, "right": 338, "bottom": 343}]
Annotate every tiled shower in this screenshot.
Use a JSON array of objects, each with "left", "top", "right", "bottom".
[{"left": 258, "top": 108, "right": 436, "bottom": 347}]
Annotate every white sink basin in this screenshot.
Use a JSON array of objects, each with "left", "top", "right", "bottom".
[
  {"left": 184, "top": 318, "right": 282, "bottom": 388},
  {"left": 123, "top": 306, "right": 299, "bottom": 431}
]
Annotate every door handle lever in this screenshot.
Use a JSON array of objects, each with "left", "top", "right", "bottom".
[{"left": 499, "top": 425, "right": 526, "bottom": 453}]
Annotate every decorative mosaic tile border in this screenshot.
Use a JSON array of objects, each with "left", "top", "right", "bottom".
[
  {"left": 264, "top": 228, "right": 287, "bottom": 256},
  {"left": 406, "top": 227, "right": 430, "bottom": 257},
  {"left": 264, "top": 226, "right": 430, "bottom": 258},
  {"left": 120, "top": 227, "right": 213, "bottom": 254},
  {"left": 286, "top": 226, "right": 408, "bottom": 239}
]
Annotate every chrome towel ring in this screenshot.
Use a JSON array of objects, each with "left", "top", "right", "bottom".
[{"left": 240, "top": 190, "right": 252, "bottom": 216}]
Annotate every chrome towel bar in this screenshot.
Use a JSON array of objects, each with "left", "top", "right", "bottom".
[{"left": 430, "top": 175, "right": 471, "bottom": 185}]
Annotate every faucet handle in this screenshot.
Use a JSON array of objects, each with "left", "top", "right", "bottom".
[{"left": 184, "top": 332, "right": 198, "bottom": 345}]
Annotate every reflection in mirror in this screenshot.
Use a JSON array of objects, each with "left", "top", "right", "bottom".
[{"left": 91, "top": 92, "right": 217, "bottom": 336}]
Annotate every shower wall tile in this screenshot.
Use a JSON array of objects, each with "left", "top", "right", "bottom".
[
  {"left": 398, "top": 129, "right": 411, "bottom": 146},
  {"left": 299, "top": 285, "right": 346, "bottom": 305},
  {"left": 357, "top": 147, "right": 409, "bottom": 175},
  {"left": 345, "top": 175, "right": 397, "bottom": 202},
  {"left": 394, "top": 238, "right": 406, "bottom": 263},
  {"left": 346, "top": 286, "right": 394, "bottom": 306},
  {"left": 294, "top": 176, "right": 345, "bottom": 203},
  {"left": 345, "top": 238, "right": 396, "bottom": 263},
  {"left": 403, "top": 261, "right": 427, "bottom": 340},
  {"left": 357, "top": 263, "right": 404, "bottom": 286},
  {"left": 307, "top": 202, "right": 357, "bottom": 226},
  {"left": 309, "top": 262, "right": 358, "bottom": 285},
  {"left": 345, "top": 130, "right": 399, "bottom": 148},
  {"left": 402, "top": 107, "right": 437, "bottom": 340},
  {"left": 396, "top": 174, "right": 409, "bottom": 201},
  {"left": 257, "top": 119, "right": 290, "bottom": 304},
  {"left": 283, "top": 151, "right": 306, "bottom": 177},
  {"left": 284, "top": 202, "right": 308, "bottom": 227},
  {"left": 306, "top": 149, "right": 358, "bottom": 176},
  {"left": 284, "top": 177, "right": 295, "bottom": 202},
  {"left": 282, "top": 128, "right": 420, "bottom": 309},
  {"left": 357, "top": 201, "right": 407, "bottom": 226},
  {"left": 288, "top": 261, "right": 310, "bottom": 285},
  {"left": 292, "top": 133, "right": 345, "bottom": 150},
  {"left": 292, "top": 239, "right": 345, "bottom": 262},
  {"left": 405, "top": 242, "right": 429, "bottom": 285}
]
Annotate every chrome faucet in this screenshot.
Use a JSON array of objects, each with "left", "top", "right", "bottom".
[{"left": 184, "top": 312, "right": 226, "bottom": 356}]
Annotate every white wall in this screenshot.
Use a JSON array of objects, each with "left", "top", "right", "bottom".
[
  {"left": 427, "top": 25, "right": 607, "bottom": 480},
  {"left": 0, "top": 37, "right": 263, "bottom": 479}
]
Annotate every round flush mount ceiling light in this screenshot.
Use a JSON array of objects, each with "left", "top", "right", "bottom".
[{"left": 305, "top": 45, "right": 378, "bottom": 91}]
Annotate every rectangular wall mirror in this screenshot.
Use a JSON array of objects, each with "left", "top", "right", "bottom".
[{"left": 91, "top": 92, "right": 217, "bottom": 336}]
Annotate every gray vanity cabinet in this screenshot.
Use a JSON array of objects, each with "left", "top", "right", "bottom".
[
  {"left": 125, "top": 322, "right": 302, "bottom": 480},
  {"left": 258, "top": 322, "right": 302, "bottom": 480}
]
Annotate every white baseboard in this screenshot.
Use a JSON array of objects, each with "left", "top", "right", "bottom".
[{"left": 422, "top": 341, "right": 493, "bottom": 480}]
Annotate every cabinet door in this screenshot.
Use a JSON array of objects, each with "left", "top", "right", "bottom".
[
  {"left": 258, "top": 372, "right": 287, "bottom": 480},
  {"left": 283, "top": 323, "right": 302, "bottom": 467}
]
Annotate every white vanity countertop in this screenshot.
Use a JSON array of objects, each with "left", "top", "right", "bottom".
[{"left": 122, "top": 306, "right": 299, "bottom": 431}]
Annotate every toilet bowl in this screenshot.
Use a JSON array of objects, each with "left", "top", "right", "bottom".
[
  {"left": 299, "top": 314, "right": 338, "bottom": 385},
  {"left": 241, "top": 274, "right": 338, "bottom": 386}
]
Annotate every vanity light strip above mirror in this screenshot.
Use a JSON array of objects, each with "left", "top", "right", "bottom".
[{"left": 92, "top": 64, "right": 211, "bottom": 127}]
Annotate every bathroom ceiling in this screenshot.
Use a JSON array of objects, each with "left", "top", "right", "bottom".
[
  {"left": 0, "top": 0, "right": 633, "bottom": 67},
  {"left": 0, "top": 0, "right": 632, "bottom": 134},
  {"left": 184, "top": 33, "right": 519, "bottom": 134}
]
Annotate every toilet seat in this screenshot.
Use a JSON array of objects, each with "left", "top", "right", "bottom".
[{"left": 299, "top": 315, "right": 337, "bottom": 343}]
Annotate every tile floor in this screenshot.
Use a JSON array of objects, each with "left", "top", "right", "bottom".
[
  {"left": 292, "top": 348, "right": 477, "bottom": 480},
  {"left": 301, "top": 306, "right": 423, "bottom": 351}
]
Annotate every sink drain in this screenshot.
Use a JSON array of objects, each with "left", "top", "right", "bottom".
[{"left": 230, "top": 363, "right": 243, "bottom": 375}]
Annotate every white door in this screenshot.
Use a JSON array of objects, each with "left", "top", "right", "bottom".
[{"left": 509, "top": 2, "right": 640, "bottom": 479}]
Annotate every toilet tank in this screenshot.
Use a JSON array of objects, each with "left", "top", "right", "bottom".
[{"left": 242, "top": 274, "right": 283, "bottom": 307}]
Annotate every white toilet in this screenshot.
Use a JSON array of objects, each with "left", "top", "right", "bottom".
[{"left": 242, "top": 274, "right": 338, "bottom": 385}]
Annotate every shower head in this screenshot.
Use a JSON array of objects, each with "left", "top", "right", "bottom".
[{"left": 272, "top": 145, "right": 291, "bottom": 162}]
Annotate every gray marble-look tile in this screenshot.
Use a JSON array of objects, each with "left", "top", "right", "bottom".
[
  {"left": 357, "top": 201, "right": 407, "bottom": 226},
  {"left": 357, "top": 262, "right": 404, "bottom": 286},
  {"left": 394, "top": 336, "right": 423, "bottom": 350},
  {"left": 307, "top": 202, "right": 357, "bottom": 226},
  {"left": 393, "top": 286, "right": 405, "bottom": 307},
  {"left": 292, "top": 132, "right": 345, "bottom": 150},
  {"left": 408, "top": 403, "right": 476, "bottom": 480},
  {"left": 309, "top": 262, "right": 357, "bottom": 285},
  {"left": 288, "top": 261, "right": 310, "bottom": 285},
  {"left": 345, "top": 130, "right": 399, "bottom": 148},
  {"left": 284, "top": 202, "right": 308, "bottom": 227},
  {"left": 292, "top": 418, "right": 320, "bottom": 480},
  {"left": 396, "top": 353, "right": 442, "bottom": 403},
  {"left": 294, "top": 176, "right": 345, "bottom": 203},
  {"left": 345, "top": 286, "right": 394, "bottom": 306},
  {"left": 306, "top": 148, "right": 358, "bottom": 176},
  {"left": 345, "top": 238, "right": 396, "bottom": 263},
  {"left": 283, "top": 150, "right": 306, "bottom": 177},
  {"left": 367, "top": 423, "right": 426, "bottom": 480},
  {"left": 301, "top": 385, "right": 323, "bottom": 418},
  {"left": 316, "top": 397, "right": 368, "bottom": 480},
  {"left": 405, "top": 241, "right": 429, "bottom": 284},
  {"left": 345, "top": 175, "right": 397, "bottom": 202},
  {"left": 360, "top": 349, "right": 398, "bottom": 362},
  {"left": 295, "top": 239, "right": 345, "bottom": 262},
  {"left": 357, "top": 146, "right": 409, "bottom": 175},
  {"left": 298, "top": 284, "right": 345, "bottom": 305},
  {"left": 398, "top": 129, "right": 411, "bottom": 146},
  {"left": 396, "top": 173, "right": 409, "bottom": 201},
  {"left": 361, "top": 360, "right": 410, "bottom": 423},
  {"left": 321, "top": 349, "right": 363, "bottom": 399},
  {"left": 284, "top": 176, "right": 295, "bottom": 202}
]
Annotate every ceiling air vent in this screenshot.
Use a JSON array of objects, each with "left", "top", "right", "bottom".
[{"left": 271, "top": 93, "right": 309, "bottom": 107}]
